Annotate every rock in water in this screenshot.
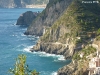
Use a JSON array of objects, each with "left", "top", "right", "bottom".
[{"left": 16, "top": 11, "right": 39, "bottom": 26}]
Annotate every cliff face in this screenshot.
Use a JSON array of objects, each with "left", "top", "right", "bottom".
[
  {"left": 30, "top": 0, "right": 100, "bottom": 57},
  {"left": 0, "top": 0, "right": 49, "bottom": 8},
  {"left": 30, "top": 0, "right": 100, "bottom": 75},
  {"left": 16, "top": 11, "right": 39, "bottom": 26},
  {"left": 25, "top": 0, "right": 73, "bottom": 36}
]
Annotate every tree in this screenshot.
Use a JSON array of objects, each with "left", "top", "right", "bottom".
[
  {"left": 97, "top": 28, "right": 100, "bottom": 35},
  {"left": 9, "top": 54, "right": 39, "bottom": 75}
]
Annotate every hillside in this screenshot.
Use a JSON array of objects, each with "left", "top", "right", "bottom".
[
  {"left": 29, "top": 0, "right": 100, "bottom": 75},
  {"left": 25, "top": 0, "right": 73, "bottom": 36},
  {"left": 31, "top": 0, "right": 100, "bottom": 57},
  {"left": 0, "top": 0, "right": 49, "bottom": 8}
]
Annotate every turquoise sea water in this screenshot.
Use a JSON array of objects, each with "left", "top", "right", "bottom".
[{"left": 0, "top": 8, "right": 70, "bottom": 75}]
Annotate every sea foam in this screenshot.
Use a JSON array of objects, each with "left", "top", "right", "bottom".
[
  {"left": 51, "top": 72, "right": 57, "bottom": 75},
  {"left": 23, "top": 46, "right": 66, "bottom": 61},
  {"left": 33, "top": 51, "right": 65, "bottom": 61},
  {"left": 23, "top": 45, "right": 33, "bottom": 53}
]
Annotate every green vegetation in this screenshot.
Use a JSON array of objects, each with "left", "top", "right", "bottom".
[
  {"left": 96, "top": 28, "right": 100, "bottom": 35},
  {"left": 72, "top": 52, "right": 81, "bottom": 60},
  {"left": 96, "top": 36, "right": 100, "bottom": 41},
  {"left": 41, "top": 0, "right": 100, "bottom": 44},
  {"left": 82, "top": 46, "right": 96, "bottom": 56},
  {"left": 72, "top": 46, "right": 97, "bottom": 74},
  {"left": 73, "top": 46, "right": 96, "bottom": 60},
  {"left": 75, "top": 39, "right": 82, "bottom": 44},
  {"left": 69, "top": 0, "right": 100, "bottom": 32},
  {"left": 9, "top": 54, "right": 39, "bottom": 75}
]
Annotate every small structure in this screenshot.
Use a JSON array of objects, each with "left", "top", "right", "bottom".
[{"left": 88, "top": 55, "right": 100, "bottom": 75}]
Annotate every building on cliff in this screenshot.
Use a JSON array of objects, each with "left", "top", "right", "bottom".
[{"left": 88, "top": 55, "right": 100, "bottom": 75}]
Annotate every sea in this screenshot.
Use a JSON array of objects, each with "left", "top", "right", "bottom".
[{"left": 0, "top": 8, "right": 70, "bottom": 75}]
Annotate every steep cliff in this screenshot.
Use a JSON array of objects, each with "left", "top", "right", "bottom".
[
  {"left": 16, "top": 11, "right": 39, "bottom": 26},
  {"left": 30, "top": 0, "right": 100, "bottom": 57},
  {"left": 25, "top": 0, "right": 73, "bottom": 36},
  {"left": 30, "top": 0, "right": 100, "bottom": 75}
]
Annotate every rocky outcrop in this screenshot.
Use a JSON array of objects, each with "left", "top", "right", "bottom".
[
  {"left": 31, "top": 41, "right": 75, "bottom": 59},
  {"left": 57, "top": 62, "right": 78, "bottom": 75},
  {"left": 24, "top": 0, "right": 73, "bottom": 36},
  {"left": 16, "top": 11, "right": 39, "bottom": 26},
  {"left": 57, "top": 60, "right": 89, "bottom": 75}
]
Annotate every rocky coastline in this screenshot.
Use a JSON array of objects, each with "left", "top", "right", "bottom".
[
  {"left": 30, "top": 41, "right": 75, "bottom": 59},
  {"left": 16, "top": 0, "right": 100, "bottom": 75}
]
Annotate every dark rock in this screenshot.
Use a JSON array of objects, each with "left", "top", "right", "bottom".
[
  {"left": 16, "top": 11, "right": 39, "bottom": 26},
  {"left": 31, "top": 41, "right": 75, "bottom": 59}
]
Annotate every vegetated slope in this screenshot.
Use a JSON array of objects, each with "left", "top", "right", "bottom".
[
  {"left": 46, "top": 0, "right": 100, "bottom": 42},
  {"left": 0, "top": 0, "right": 49, "bottom": 8},
  {"left": 25, "top": 0, "right": 73, "bottom": 36},
  {"left": 31, "top": 0, "right": 100, "bottom": 74},
  {"left": 30, "top": 0, "right": 100, "bottom": 58},
  {"left": 57, "top": 0, "right": 100, "bottom": 75}
]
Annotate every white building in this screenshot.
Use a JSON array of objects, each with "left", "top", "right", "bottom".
[{"left": 88, "top": 56, "right": 100, "bottom": 75}]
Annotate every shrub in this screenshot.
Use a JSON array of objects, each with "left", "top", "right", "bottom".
[{"left": 9, "top": 54, "right": 39, "bottom": 75}]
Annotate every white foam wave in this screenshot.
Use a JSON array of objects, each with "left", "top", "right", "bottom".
[
  {"left": 13, "top": 22, "right": 17, "bottom": 25},
  {"left": 58, "top": 56, "right": 65, "bottom": 61},
  {"left": 23, "top": 46, "right": 33, "bottom": 53},
  {"left": 11, "top": 34, "right": 17, "bottom": 36},
  {"left": 21, "top": 33, "right": 26, "bottom": 36},
  {"left": 33, "top": 51, "right": 66, "bottom": 61},
  {"left": 23, "top": 46, "right": 65, "bottom": 61},
  {"left": 51, "top": 72, "right": 57, "bottom": 75}
]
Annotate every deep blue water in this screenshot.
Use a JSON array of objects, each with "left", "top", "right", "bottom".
[{"left": 0, "top": 8, "right": 70, "bottom": 75}]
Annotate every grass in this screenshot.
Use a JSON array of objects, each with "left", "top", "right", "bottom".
[{"left": 73, "top": 46, "right": 96, "bottom": 60}]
